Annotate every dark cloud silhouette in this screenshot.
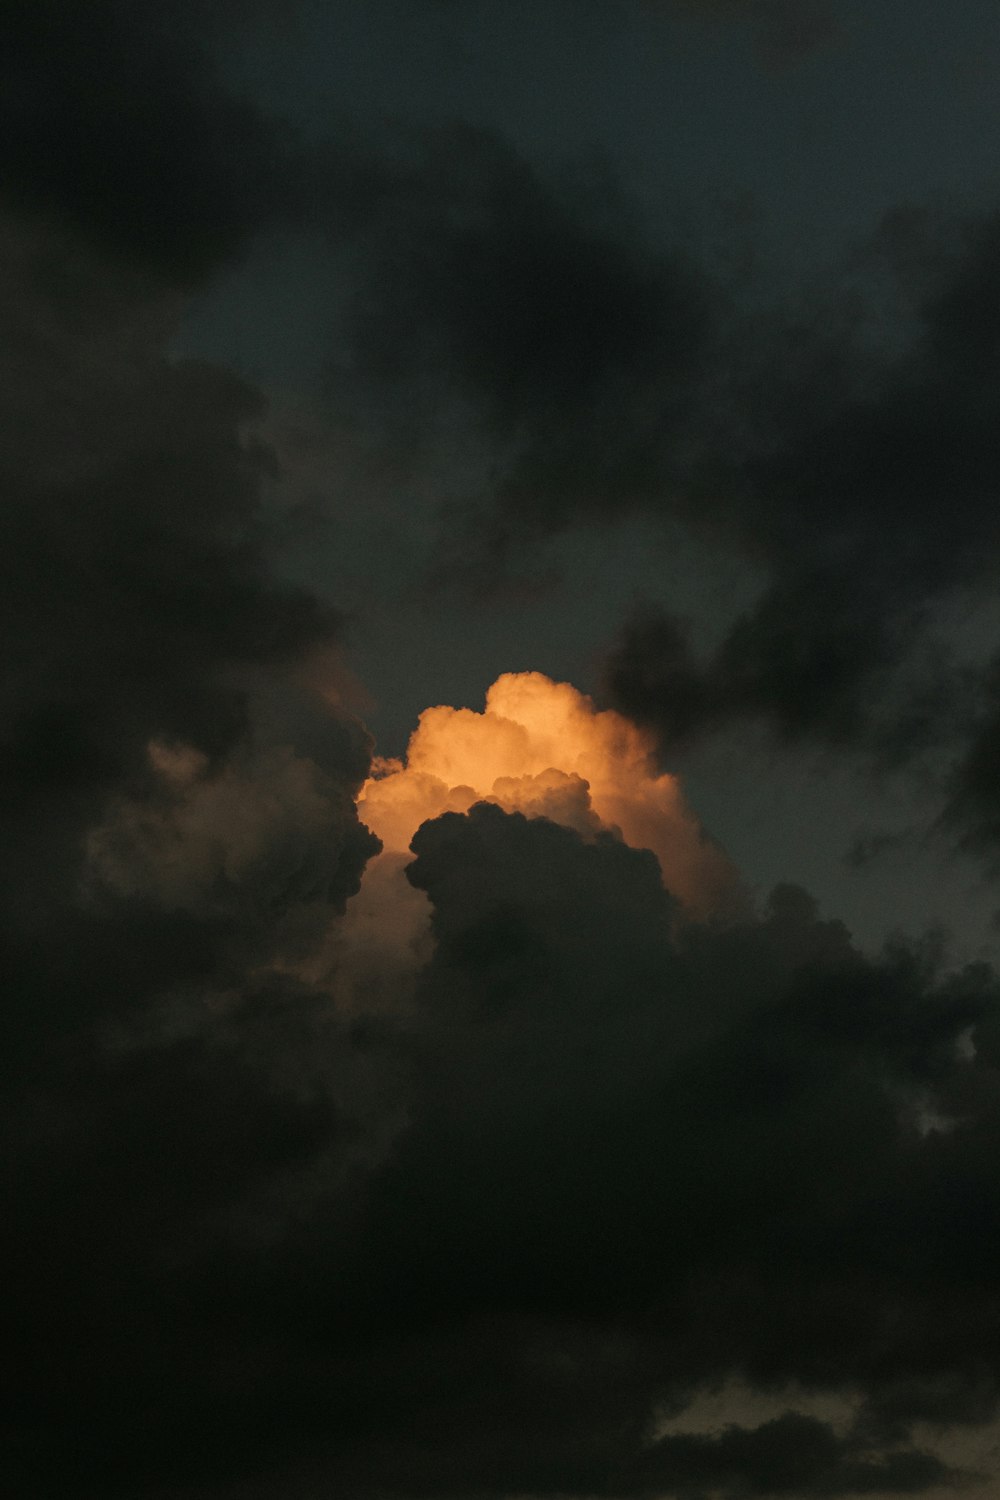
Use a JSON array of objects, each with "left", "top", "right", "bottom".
[
  {"left": 326, "top": 135, "right": 1000, "bottom": 701},
  {"left": 1, "top": 2, "right": 291, "bottom": 284},
  {"left": 0, "top": 205, "right": 378, "bottom": 1495},
  {"left": 943, "top": 653, "right": 1000, "bottom": 868},
  {"left": 10, "top": 784, "right": 1000, "bottom": 1497},
  {"left": 325, "top": 121, "right": 715, "bottom": 582},
  {"left": 0, "top": 199, "right": 378, "bottom": 1070},
  {"left": 0, "top": 0, "right": 389, "bottom": 288},
  {"left": 604, "top": 579, "right": 898, "bottom": 752},
  {"left": 638, "top": 1412, "right": 955, "bottom": 1496},
  {"left": 595, "top": 208, "right": 1000, "bottom": 854},
  {"left": 603, "top": 579, "right": 970, "bottom": 769}
]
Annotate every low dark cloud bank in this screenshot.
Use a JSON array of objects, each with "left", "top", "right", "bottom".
[
  {"left": 6, "top": 4, "right": 1000, "bottom": 1498},
  {"left": 10, "top": 759, "right": 1000, "bottom": 1495}
]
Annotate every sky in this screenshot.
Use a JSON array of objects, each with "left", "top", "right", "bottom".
[{"left": 6, "top": 3, "right": 1000, "bottom": 1497}]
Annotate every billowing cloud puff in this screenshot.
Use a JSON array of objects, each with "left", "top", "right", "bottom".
[
  {"left": 86, "top": 738, "right": 378, "bottom": 958},
  {"left": 359, "top": 670, "right": 740, "bottom": 917}
]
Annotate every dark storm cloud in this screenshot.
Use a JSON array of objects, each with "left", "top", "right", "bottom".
[
  {"left": 0, "top": 0, "right": 397, "bottom": 1459},
  {"left": 325, "top": 124, "right": 1000, "bottom": 606},
  {"left": 638, "top": 1412, "right": 954, "bottom": 1496},
  {"left": 12, "top": 0, "right": 991, "bottom": 809},
  {"left": 0, "top": 0, "right": 388, "bottom": 288},
  {"left": 942, "top": 653, "right": 1000, "bottom": 868},
  {"left": 345, "top": 808, "right": 996, "bottom": 1498},
  {"left": 604, "top": 578, "right": 897, "bottom": 752},
  {"left": 374, "top": 808, "right": 997, "bottom": 1361},
  {"left": 0, "top": 210, "right": 373, "bottom": 804},
  {"left": 604, "top": 577, "right": 968, "bottom": 765},
  {"left": 598, "top": 206, "right": 1000, "bottom": 815},
  {"left": 323, "top": 121, "right": 717, "bottom": 590},
  {"left": 0, "top": 202, "right": 379, "bottom": 1494},
  {"left": 0, "top": 197, "right": 377, "bottom": 1097},
  {"left": 1, "top": 1, "right": 286, "bottom": 283},
  {"left": 15, "top": 778, "right": 1000, "bottom": 1497}
]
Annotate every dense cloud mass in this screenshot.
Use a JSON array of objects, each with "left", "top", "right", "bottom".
[
  {"left": 1, "top": 1, "right": 295, "bottom": 284},
  {"left": 0, "top": 201, "right": 380, "bottom": 1491},
  {"left": 1, "top": 0, "right": 396, "bottom": 288},
  {"left": 601, "top": 209, "right": 1000, "bottom": 851},
  {"left": 7, "top": 3, "right": 1000, "bottom": 1498},
  {"left": 12, "top": 763, "right": 1000, "bottom": 1495},
  {"left": 323, "top": 117, "right": 716, "bottom": 590},
  {"left": 360, "top": 670, "right": 740, "bottom": 916}
]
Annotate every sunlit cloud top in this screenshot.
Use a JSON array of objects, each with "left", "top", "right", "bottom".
[{"left": 359, "top": 670, "right": 740, "bottom": 916}]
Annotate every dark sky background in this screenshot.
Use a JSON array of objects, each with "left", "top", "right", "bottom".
[{"left": 7, "top": 3, "right": 1000, "bottom": 1497}]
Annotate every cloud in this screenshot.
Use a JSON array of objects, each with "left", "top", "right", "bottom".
[
  {"left": 603, "top": 576, "right": 958, "bottom": 762},
  {"left": 360, "top": 669, "right": 741, "bottom": 917},
  {"left": 7, "top": 14, "right": 1000, "bottom": 1498},
  {"left": 0, "top": 0, "right": 390, "bottom": 288},
  {"left": 0, "top": 198, "right": 385, "bottom": 1496},
  {"left": 9, "top": 715, "right": 1000, "bottom": 1499},
  {"left": 325, "top": 122, "right": 715, "bottom": 580},
  {"left": 592, "top": 206, "right": 1000, "bottom": 876},
  {"left": 943, "top": 654, "right": 1000, "bottom": 868},
  {"left": 0, "top": 212, "right": 347, "bottom": 779},
  {"left": 14, "top": 0, "right": 991, "bottom": 846},
  {"left": 638, "top": 1411, "right": 956, "bottom": 1495},
  {"left": 296, "top": 803, "right": 998, "bottom": 1498},
  {"left": 316, "top": 129, "right": 1000, "bottom": 861},
  {"left": 86, "top": 739, "right": 377, "bottom": 952},
  {"left": 0, "top": 231, "right": 989, "bottom": 1483},
  {"left": 0, "top": 195, "right": 378, "bottom": 1082},
  {"left": 1, "top": 2, "right": 285, "bottom": 284},
  {"left": 320, "top": 133, "right": 1000, "bottom": 812}
]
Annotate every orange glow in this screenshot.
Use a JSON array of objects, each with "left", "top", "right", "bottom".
[{"left": 359, "top": 672, "right": 738, "bottom": 917}]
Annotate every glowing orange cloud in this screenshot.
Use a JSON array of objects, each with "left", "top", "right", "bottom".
[{"left": 359, "top": 672, "right": 738, "bottom": 917}]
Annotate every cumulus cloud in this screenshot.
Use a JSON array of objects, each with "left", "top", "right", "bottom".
[
  {"left": 86, "top": 738, "right": 377, "bottom": 957},
  {"left": 360, "top": 669, "right": 741, "bottom": 917}
]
